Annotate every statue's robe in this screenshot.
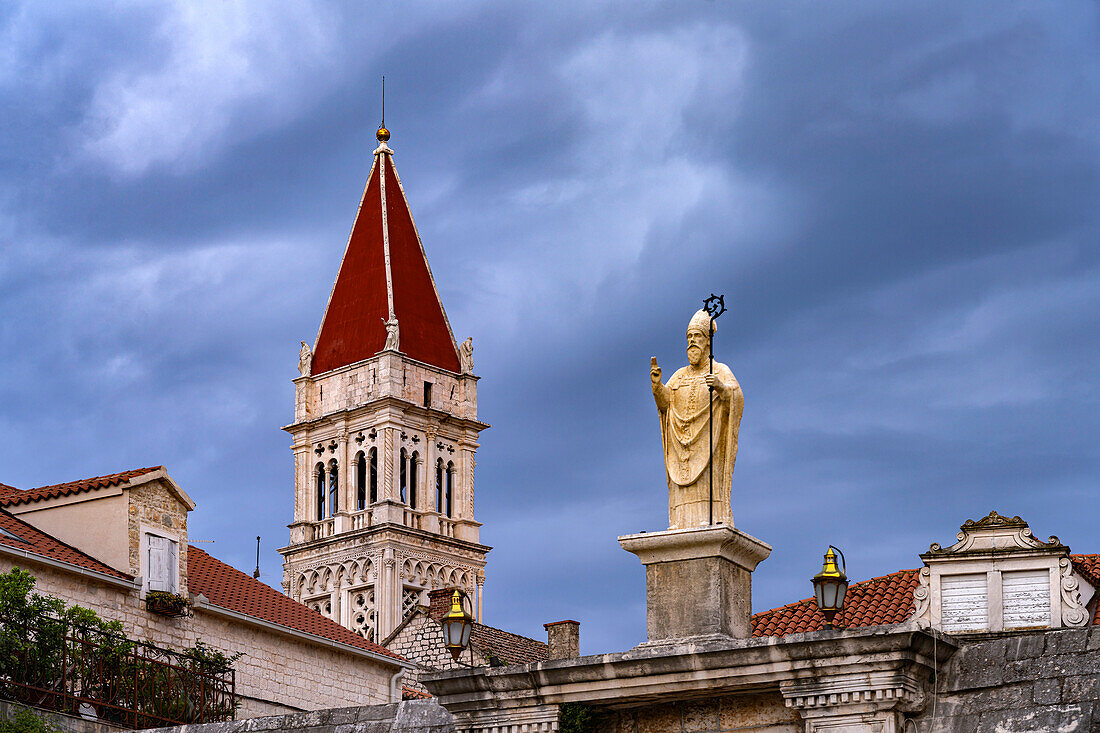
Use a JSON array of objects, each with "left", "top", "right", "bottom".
[{"left": 656, "top": 363, "right": 743, "bottom": 529}]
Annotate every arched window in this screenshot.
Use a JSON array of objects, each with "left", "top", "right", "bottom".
[
  {"left": 369, "top": 448, "right": 378, "bottom": 504},
  {"left": 409, "top": 452, "right": 419, "bottom": 510},
  {"left": 356, "top": 452, "right": 366, "bottom": 511},
  {"left": 328, "top": 460, "right": 339, "bottom": 516},
  {"left": 436, "top": 459, "right": 443, "bottom": 513},
  {"left": 445, "top": 461, "right": 454, "bottom": 518},
  {"left": 315, "top": 463, "right": 326, "bottom": 520},
  {"left": 399, "top": 449, "right": 408, "bottom": 504}
]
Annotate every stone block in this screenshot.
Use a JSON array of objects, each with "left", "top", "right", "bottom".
[
  {"left": 1088, "top": 628, "right": 1100, "bottom": 651},
  {"left": 975, "top": 703, "right": 1092, "bottom": 733},
  {"left": 680, "top": 702, "right": 717, "bottom": 733},
  {"left": 1006, "top": 632, "right": 1046, "bottom": 661},
  {"left": 924, "top": 713, "right": 981, "bottom": 733},
  {"left": 1033, "top": 678, "right": 1061, "bottom": 705},
  {"left": 943, "top": 639, "right": 1007, "bottom": 691},
  {"left": 636, "top": 703, "right": 681, "bottom": 733},
  {"left": 938, "top": 682, "right": 1032, "bottom": 714},
  {"left": 1062, "top": 675, "right": 1100, "bottom": 703},
  {"left": 1046, "top": 628, "right": 1089, "bottom": 655}
]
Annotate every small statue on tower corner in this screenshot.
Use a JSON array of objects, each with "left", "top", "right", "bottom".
[{"left": 651, "top": 308, "right": 743, "bottom": 529}]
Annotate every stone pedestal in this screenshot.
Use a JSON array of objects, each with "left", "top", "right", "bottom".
[{"left": 619, "top": 524, "right": 771, "bottom": 643}]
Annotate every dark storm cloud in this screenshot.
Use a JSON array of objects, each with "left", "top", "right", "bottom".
[{"left": 1, "top": 1, "right": 1097, "bottom": 653}]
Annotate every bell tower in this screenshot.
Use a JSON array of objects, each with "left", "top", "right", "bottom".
[{"left": 279, "top": 126, "right": 489, "bottom": 642}]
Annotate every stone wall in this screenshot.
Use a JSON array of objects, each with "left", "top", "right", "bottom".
[
  {"left": 0, "top": 701, "right": 127, "bottom": 733},
  {"left": 385, "top": 612, "right": 489, "bottom": 695},
  {"left": 127, "top": 479, "right": 190, "bottom": 590},
  {"left": 149, "top": 700, "right": 454, "bottom": 733},
  {"left": 0, "top": 555, "right": 395, "bottom": 717},
  {"left": 908, "top": 626, "right": 1100, "bottom": 731},
  {"left": 597, "top": 694, "right": 800, "bottom": 733}
]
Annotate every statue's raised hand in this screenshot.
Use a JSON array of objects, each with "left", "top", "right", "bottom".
[{"left": 651, "top": 357, "right": 662, "bottom": 385}]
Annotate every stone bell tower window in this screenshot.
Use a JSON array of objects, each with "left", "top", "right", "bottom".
[
  {"left": 315, "top": 463, "right": 325, "bottom": 520},
  {"left": 409, "top": 451, "right": 419, "bottom": 510},
  {"left": 435, "top": 459, "right": 443, "bottom": 512},
  {"left": 400, "top": 449, "right": 408, "bottom": 504},
  {"left": 423, "top": 382, "right": 432, "bottom": 407},
  {"left": 369, "top": 448, "right": 378, "bottom": 504},
  {"left": 356, "top": 452, "right": 366, "bottom": 511},
  {"left": 328, "top": 459, "right": 339, "bottom": 516},
  {"left": 445, "top": 461, "right": 455, "bottom": 518}
]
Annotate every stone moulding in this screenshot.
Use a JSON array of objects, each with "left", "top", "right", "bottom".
[
  {"left": 423, "top": 624, "right": 955, "bottom": 733},
  {"left": 1059, "top": 557, "right": 1090, "bottom": 627},
  {"left": 923, "top": 510, "right": 1065, "bottom": 557},
  {"left": 617, "top": 524, "right": 772, "bottom": 571}
]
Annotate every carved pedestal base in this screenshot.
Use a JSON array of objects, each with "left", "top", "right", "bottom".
[{"left": 619, "top": 524, "right": 771, "bottom": 642}]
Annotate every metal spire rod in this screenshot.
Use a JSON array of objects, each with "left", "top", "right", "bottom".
[
  {"left": 703, "top": 293, "right": 726, "bottom": 525},
  {"left": 253, "top": 536, "right": 261, "bottom": 579},
  {"left": 381, "top": 75, "right": 385, "bottom": 127}
]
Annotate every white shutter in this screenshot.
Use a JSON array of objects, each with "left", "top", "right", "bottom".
[
  {"left": 940, "top": 574, "right": 988, "bottom": 632},
  {"left": 147, "top": 535, "right": 171, "bottom": 592},
  {"left": 1003, "top": 569, "right": 1050, "bottom": 629}
]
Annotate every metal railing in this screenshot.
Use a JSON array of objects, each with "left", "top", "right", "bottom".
[{"left": 0, "top": 615, "right": 236, "bottom": 729}]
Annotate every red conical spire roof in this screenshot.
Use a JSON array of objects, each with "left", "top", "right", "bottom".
[{"left": 311, "top": 132, "right": 461, "bottom": 375}]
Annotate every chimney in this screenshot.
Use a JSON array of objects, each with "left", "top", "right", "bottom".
[
  {"left": 428, "top": 588, "right": 456, "bottom": 621},
  {"left": 543, "top": 620, "right": 580, "bottom": 659}
]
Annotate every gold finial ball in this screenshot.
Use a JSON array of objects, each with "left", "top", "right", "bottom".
[{"left": 376, "top": 126, "right": 390, "bottom": 142}]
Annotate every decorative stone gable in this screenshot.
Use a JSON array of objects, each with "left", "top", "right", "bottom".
[{"left": 912, "top": 511, "right": 1094, "bottom": 633}]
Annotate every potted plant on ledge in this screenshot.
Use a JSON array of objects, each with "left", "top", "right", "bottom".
[{"left": 145, "top": 591, "right": 192, "bottom": 617}]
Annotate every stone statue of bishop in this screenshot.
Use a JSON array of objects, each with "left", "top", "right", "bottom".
[{"left": 651, "top": 309, "right": 744, "bottom": 529}]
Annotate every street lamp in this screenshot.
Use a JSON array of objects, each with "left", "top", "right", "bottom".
[
  {"left": 812, "top": 545, "right": 848, "bottom": 629},
  {"left": 439, "top": 589, "right": 473, "bottom": 661}
]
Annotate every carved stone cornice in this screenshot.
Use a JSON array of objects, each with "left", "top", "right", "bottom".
[
  {"left": 424, "top": 624, "right": 954, "bottom": 717},
  {"left": 922, "top": 511, "right": 1066, "bottom": 558},
  {"left": 780, "top": 670, "right": 926, "bottom": 714}
]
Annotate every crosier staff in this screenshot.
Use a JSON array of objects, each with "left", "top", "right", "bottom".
[{"left": 703, "top": 293, "right": 727, "bottom": 526}]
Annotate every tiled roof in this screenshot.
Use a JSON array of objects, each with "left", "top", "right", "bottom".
[
  {"left": 311, "top": 139, "right": 461, "bottom": 375},
  {"left": 0, "top": 508, "right": 131, "bottom": 580},
  {"left": 753, "top": 555, "right": 1100, "bottom": 637},
  {"left": 402, "top": 687, "right": 431, "bottom": 700},
  {"left": 1071, "top": 554, "right": 1100, "bottom": 625},
  {"left": 752, "top": 569, "right": 919, "bottom": 637},
  {"left": 470, "top": 623, "right": 548, "bottom": 666},
  {"left": 186, "top": 546, "right": 404, "bottom": 662},
  {"left": 0, "top": 467, "right": 162, "bottom": 507}
]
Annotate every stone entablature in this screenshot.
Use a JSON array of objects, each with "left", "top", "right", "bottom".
[
  {"left": 423, "top": 624, "right": 955, "bottom": 733},
  {"left": 912, "top": 511, "right": 1095, "bottom": 633},
  {"left": 281, "top": 522, "right": 488, "bottom": 643},
  {"left": 291, "top": 352, "right": 479, "bottom": 425}
]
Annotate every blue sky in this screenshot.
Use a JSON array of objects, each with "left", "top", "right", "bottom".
[{"left": 1, "top": 2, "right": 1098, "bottom": 654}]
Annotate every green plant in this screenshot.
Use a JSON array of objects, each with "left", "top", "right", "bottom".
[
  {"left": 0, "top": 707, "right": 61, "bottom": 733},
  {"left": 144, "top": 592, "right": 192, "bottom": 617},
  {"left": 559, "top": 703, "right": 597, "bottom": 733}
]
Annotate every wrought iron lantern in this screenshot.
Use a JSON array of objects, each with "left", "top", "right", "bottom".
[
  {"left": 439, "top": 589, "right": 474, "bottom": 660},
  {"left": 812, "top": 545, "right": 848, "bottom": 629}
]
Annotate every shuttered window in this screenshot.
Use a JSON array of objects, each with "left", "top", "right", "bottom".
[
  {"left": 941, "top": 574, "right": 988, "bottom": 632},
  {"left": 147, "top": 535, "right": 177, "bottom": 593},
  {"left": 1003, "top": 569, "right": 1051, "bottom": 629}
]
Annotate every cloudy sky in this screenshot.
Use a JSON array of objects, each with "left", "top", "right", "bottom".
[{"left": 1, "top": 2, "right": 1098, "bottom": 654}]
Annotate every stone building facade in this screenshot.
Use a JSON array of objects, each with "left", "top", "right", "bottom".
[
  {"left": 0, "top": 468, "right": 410, "bottom": 717},
  {"left": 279, "top": 129, "right": 491, "bottom": 644}
]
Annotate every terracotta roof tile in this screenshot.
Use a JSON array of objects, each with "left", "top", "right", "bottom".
[
  {"left": 0, "top": 508, "right": 131, "bottom": 580},
  {"left": 312, "top": 146, "right": 460, "bottom": 375},
  {"left": 470, "top": 623, "right": 548, "bottom": 666},
  {"left": 1071, "top": 554, "right": 1100, "bottom": 626},
  {"left": 186, "top": 546, "right": 404, "bottom": 662},
  {"left": 0, "top": 467, "right": 162, "bottom": 507},
  {"left": 752, "top": 569, "right": 919, "bottom": 637},
  {"left": 402, "top": 687, "right": 431, "bottom": 700}
]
